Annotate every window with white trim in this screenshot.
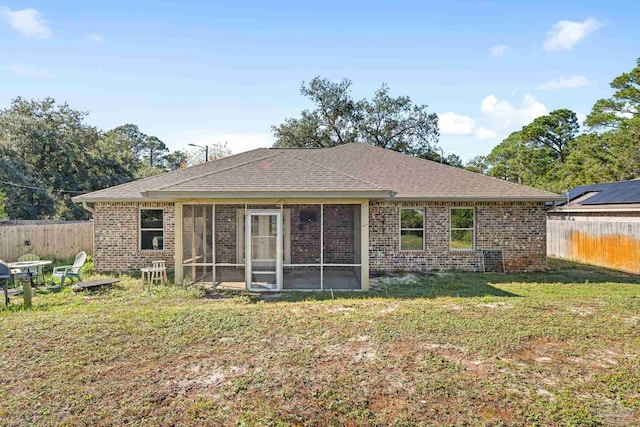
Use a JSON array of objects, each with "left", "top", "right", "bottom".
[
  {"left": 450, "top": 208, "right": 474, "bottom": 250},
  {"left": 140, "top": 209, "right": 164, "bottom": 250},
  {"left": 400, "top": 208, "right": 424, "bottom": 251}
]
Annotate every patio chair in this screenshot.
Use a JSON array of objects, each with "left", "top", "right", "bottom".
[
  {"left": 141, "top": 260, "right": 168, "bottom": 290},
  {"left": 0, "top": 260, "right": 11, "bottom": 305},
  {"left": 51, "top": 251, "right": 87, "bottom": 287},
  {"left": 15, "top": 253, "right": 43, "bottom": 285},
  {"left": 18, "top": 254, "right": 40, "bottom": 262}
]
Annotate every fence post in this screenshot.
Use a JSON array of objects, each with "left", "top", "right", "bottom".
[{"left": 23, "top": 277, "right": 32, "bottom": 308}]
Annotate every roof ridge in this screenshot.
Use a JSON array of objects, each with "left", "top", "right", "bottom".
[
  {"left": 342, "top": 143, "right": 560, "bottom": 197},
  {"left": 152, "top": 150, "right": 280, "bottom": 191},
  {"left": 280, "top": 149, "right": 388, "bottom": 191}
]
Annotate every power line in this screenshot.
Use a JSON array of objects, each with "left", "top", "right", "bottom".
[{"left": 0, "top": 180, "right": 85, "bottom": 194}]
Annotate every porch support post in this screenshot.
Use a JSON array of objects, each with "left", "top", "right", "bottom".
[
  {"left": 212, "top": 204, "right": 216, "bottom": 285},
  {"left": 360, "top": 200, "right": 369, "bottom": 291},
  {"left": 174, "top": 202, "right": 184, "bottom": 285},
  {"left": 320, "top": 203, "right": 324, "bottom": 291}
]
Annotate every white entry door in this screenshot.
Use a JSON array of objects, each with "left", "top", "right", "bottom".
[{"left": 245, "top": 210, "right": 282, "bottom": 291}]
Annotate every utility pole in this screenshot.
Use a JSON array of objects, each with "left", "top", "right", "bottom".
[{"left": 188, "top": 143, "right": 209, "bottom": 162}]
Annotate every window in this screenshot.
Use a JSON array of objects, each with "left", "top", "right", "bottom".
[
  {"left": 450, "top": 208, "right": 474, "bottom": 250},
  {"left": 400, "top": 208, "right": 424, "bottom": 251},
  {"left": 140, "top": 209, "right": 164, "bottom": 250}
]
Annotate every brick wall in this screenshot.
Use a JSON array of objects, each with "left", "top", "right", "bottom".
[
  {"left": 93, "top": 202, "right": 175, "bottom": 273},
  {"left": 369, "top": 201, "right": 547, "bottom": 273},
  {"left": 289, "top": 205, "right": 321, "bottom": 264},
  {"left": 214, "top": 205, "right": 242, "bottom": 263},
  {"left": 323, "top": 204, "right": 357, "bottom": 264},
  {"left": 93, "top": 200, "right": 546, "bottom": 274}
]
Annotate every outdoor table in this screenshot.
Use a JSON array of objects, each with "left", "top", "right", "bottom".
[{"left": 7, "top": 260, "right": 53, "bottom": 307}]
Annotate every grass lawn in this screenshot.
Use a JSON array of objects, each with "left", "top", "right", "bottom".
[{"left": 1, "top": 259, "right": 639, "bottom": 426}]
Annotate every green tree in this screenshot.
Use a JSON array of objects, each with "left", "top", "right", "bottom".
[
  {"left": 522, "top": 109, "right": 578, "bottom": 163},
  {"left": 142, "top": 136, "right": 169, "bottom": 168},
  {"left": 485, "top": 109, "right": 580, "bottom": 192},
  {"left": 0, "top": 97, "right": 101, "bottom": 219},
  {"left": 272, "top": 77, "right": 439, "bottom": 155},
  {"left": 586, "top": 57, "right": 640, "bottom": 130},
  {"left": 486, "top": 131, "right": 531, "bottom": 185},
  {"left": 273, "top": 78, "right": 359, "bottom": 148},
  {"left": 464, "top": 155, "right": 489, "bottom": 174},
  {"left": 419, "top": 149, "right": 463, "bottom": 167},
  {"left": 101, "top": 124, "right": 176, "bottom": 177},
  {"left": 0, "top": 188, "right": 7, "bottom": 219},
  {"left": 0, "top": 97, "right": 171, "bottom": 219},
  {"left": 566, "top": 58, "right": 640, "bottom": 186},
  {"left": 358, "top": 84, "right": 439, "bottom": 155},
  {"left": 101, "top": 124, "right": 149, "bottom": 177},
  {"left": 164, "top": 150, "right": 188, "bottom": 170},
  {"left": 564, "top": 130, "right": 640, "bottom": 187}
]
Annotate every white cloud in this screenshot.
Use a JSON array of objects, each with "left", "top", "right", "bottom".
[
  {"left": 475, "top": 127, "right": 497, "bottom": 140},
  {"left": 9, "top": 63, "right": 54, "bottom": 79},
  {"left": 438, "top": 112, "right": 499, "bottom": 143},
  {"left": 1, "top": 7, "right": 51, "bottom": 38},
  {"left": 481, "top": 94, "right": 548, "bottom": 129},
  {"left": 491, "top": 45, "right": 509, "bottom": 57},
  {"left": 88, "top": 33, "right": 104, "bottom": 43},
  {"left": 438, "top": 112, "right": 475, "bottom": 136},
  {"left": 544, "top": 18, "right": 602, "bottom": 51},
  {"left": 537, "top": 75, "right": 589, "bottom": 90}
]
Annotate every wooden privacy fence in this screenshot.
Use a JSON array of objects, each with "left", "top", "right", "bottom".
[
  {"left": 0, "top": 221, "right": 93, "bottom": 262},
  {"left": 547, "top": 220, "right": 640, "bottom": 274}
]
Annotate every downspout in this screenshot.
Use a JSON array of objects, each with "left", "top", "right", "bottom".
[{"left": 82, "top": 202, "right": 95, "bottom": 215}]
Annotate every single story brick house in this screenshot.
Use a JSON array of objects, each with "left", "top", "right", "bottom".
[{"left": 74, "top": 143, "right": 562, "bottom": 291}]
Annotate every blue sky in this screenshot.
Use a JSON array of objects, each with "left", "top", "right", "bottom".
[{"left": 1, "top": 1, "right": 638, "bottom": 161}]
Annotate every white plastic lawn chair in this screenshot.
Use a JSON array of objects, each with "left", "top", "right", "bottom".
[
  {"left": 15, "top": 253, "right": 42, "bottom": 284},
  {"left": 51, "top": 251, "right": 87, "bottom": 287}
]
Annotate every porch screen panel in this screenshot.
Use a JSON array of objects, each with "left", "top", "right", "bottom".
[
  {"left": 322, "top": 204, "right": 361, "bottom": 265},
  {"left": 283, "top": 204, "right": 321, "bottom": 290},
  {"left": 214, "top": 204, "right": 244, "bottom": 287},
  {"left": 322, "top": 204, "right": 362, "bottom": 290},
  {"left": 214, "top": 204, "right": 243, "bottom": 264},
  {"left": 323, "top": 266, "right": 362, "bottom": 291},
  {"left": 182, "top": 204, "right": 194, "bottom": 263},
  {"left": 288, "top": 204, "right": 321, "bottom": 265},
  {"left": 182, "top": 205, "right": 195, "bottom": 283},
  {"left": 182, "top": 204, "right": 213, "bottom": 283},
  {"left": 283, "top": 266, "right": 321, "bottom": 290}
]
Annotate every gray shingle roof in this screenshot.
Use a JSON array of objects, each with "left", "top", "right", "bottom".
[{"left": 74, "top": 143, "right": 562, "bottom": 202}]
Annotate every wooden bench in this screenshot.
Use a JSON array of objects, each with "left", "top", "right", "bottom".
[{"left": 72, "top": 278, "right": 120, "bottom": 292}]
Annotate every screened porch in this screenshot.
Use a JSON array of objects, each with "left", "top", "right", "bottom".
[{"left": 178, "top": 202, "right": 367, "bottom": 291}]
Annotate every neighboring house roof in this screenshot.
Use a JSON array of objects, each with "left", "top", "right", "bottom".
[
  {"left": 551, "top": 179, "right": 640, "bottom": 213},
  {"left": 73, "top": 143, "right": 562, "bottom": 202}
]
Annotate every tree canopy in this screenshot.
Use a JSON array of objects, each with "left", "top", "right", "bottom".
[
  {"left": 586, "top": 57, "right": 640, "bottom": 131},
  {"left": 480, "top": 58, "right": 640, "bottom": 193},
  {"left": 3, "top": 58, "right": 639, "bottom": 219},
  {"left": 272, "top": 77, "right": 440, "bottom": 157},
  {"left": 0, "top": 97, "right": 188, "bottom": 220}
]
